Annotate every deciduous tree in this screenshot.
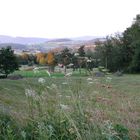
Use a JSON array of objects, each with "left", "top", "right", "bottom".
[{"left": 47, "top": 52, "right": 55, "bottom": 72}]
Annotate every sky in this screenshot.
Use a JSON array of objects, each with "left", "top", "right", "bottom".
[{"left": 0, "top": 0, "right": 139, "bottom": 38}]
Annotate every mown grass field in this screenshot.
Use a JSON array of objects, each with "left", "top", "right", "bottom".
[
  {"left": 12, "top": 68, "right": 88, "bottom": 78},
  {"left": 0, "top": 72, "right": 140, "bottom": 139}
]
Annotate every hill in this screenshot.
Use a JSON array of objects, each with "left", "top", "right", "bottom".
[
  {"left": 0, "top": 35, "right": 49, "bottom": 45},
  {"left": 0, "top": 35, "right": 105, "bottom": 53},
  {"left": 0, "top": 43, "right": 27, "bottom": 49},
  {"left": 47, "top": 38, "right": 72, "bottom": 42}
]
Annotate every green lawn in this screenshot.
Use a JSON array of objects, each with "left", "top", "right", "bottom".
[
  {"left": 11, "top": 67, "right": 92, "bottom": 78},
  {"left": 12, "top": 70, "right": 65, "bottom": 77},
  {"left": 0, "top": 74, "right": 140, "bottom": 139}
]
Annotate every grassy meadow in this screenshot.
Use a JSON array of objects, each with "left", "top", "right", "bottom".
[{"left": 0, "top": 69, "right": 140, "bottom": 139}]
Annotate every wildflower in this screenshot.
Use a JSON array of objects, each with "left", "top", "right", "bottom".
[
  {"left": 25, "top": 89, "right": 36, "bottom": 97},
  {"left": 33, "top": 68, "right": 39, "bottom": 74},
  {"left": 60, "top": 104, "right": 69, "bottom": 110},
  {"left": 88, "top": 81, "right": 93, "bottom": 84},
  {"left": 65, "top": 72, "right": 72, "bottom": 77},
  {"left": 106, "top": 77, "right": 112, "bottom": 82},
  {"left": 87, "top": 77, "right": 92, "bottom": 81},
  {"left": 46, "top": 70, "right": 51, "bottom": 77},
  {"left": 107, "top": 77, "right": 112, "bottom": 80},
  {"left": 66, "top": 95, "right": 71, "bottom": 98},
  {"left": 37, "top": 122, "right": 45, "bottom": 130},
  {"left": 69, "top": 128, "right": 75, "bottom": 134},
  {"left": 38, "top": 78, "right": 46, "bottom": 84},
  {"left": 51, "top": 83, "right": 57, "bottom": 89},
  {"left": 62, "top": 82, "right": 68, "bottom": 85},
  {"left": 46, "top": 86, "right": 52, "bottom": 89}
]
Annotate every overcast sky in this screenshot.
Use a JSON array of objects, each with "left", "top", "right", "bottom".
[{"left": 0, "top": 0, "right": 139, "bottom": 38}]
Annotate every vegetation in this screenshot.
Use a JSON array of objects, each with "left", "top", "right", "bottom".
[
  {"left": 0, "top": 47, "right": 19, "bottom": 77},
  {"left": 94, "top": 14, "right": 140, "bottom": 73},
  {"left": 0, "top": 74, "right": 140, "bottom": 139},
  {"left": 15, "top": 13, "right": 140, "bottom": 74},
  {"left": 12, "top": 69, "right": 64, "bottom": 78},
  {"left": 0, "top": 14, "right": 140, "bottom": 140},
  {"left": 47, "top": 52, "right": 56, "bottom": 72}
]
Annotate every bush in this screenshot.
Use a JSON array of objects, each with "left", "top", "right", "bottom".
[
  {"left": 114, "top": 71, "right": 123, "bottom": 76},
  {"left": 94, "top": 71, "right": 105, "bottom": 77},
  {"left": 7, "top": 74, "right": 23, "bottom": 80}
]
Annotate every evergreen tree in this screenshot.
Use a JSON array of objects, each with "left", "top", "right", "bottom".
[
  {"left": 122, "top": 14, "right": 140, "bottom": 72},
  {"left": 0, "top": 47, "right": 19, "bottom": 77}
]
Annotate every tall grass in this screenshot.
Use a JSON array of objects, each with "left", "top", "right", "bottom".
[{"left": 0, "top": 74, "right": 135, "bottom": 140}]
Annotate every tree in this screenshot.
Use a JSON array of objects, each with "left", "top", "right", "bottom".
[
  {"left": 71, "top": 53, "right": 79, "bottom": 71},
  {"left": 0, "top": 47, "right": 19, "bottom": 77},
  {"left": 95, "top": 35, "right": 124, "bottom": 72},
  {"left": 47, "top": 52, "right": 56, "bottom": 72},
  {"left": 94, "top": 14, "right": 140, "bottom": 73},
  {"left": 122, "top": 14, "right": 140, "bottom": 72},
  {"left": 47, "top": 52, "right": 55, "bottom": 65},
  {"left": 28, "top": 54, "right": 37, "bottom": 66},
  {"left": 86, "top": 49, "right": 95, "bottom": 59},
  {"left": 78, "top": 45, "right": 85, "bottom": 57},
  {"left": 20, "top": 52, "right": 29, "bottom": 65},
  {"left": 36, "top": 53, "right": 47, "bottom": 65},
  {"left": 39, "top": 57, "right": 47, "bottom": 65},
  {"left": 61, "top": 48, "right": 72, "bottom": 74},
  {"left": 128, "top": 40, "right": 140, "bottom": 73}
]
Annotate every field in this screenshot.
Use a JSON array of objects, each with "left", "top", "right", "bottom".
[{"left": 0, "top": 71, "right": 140, "bottom": 139}]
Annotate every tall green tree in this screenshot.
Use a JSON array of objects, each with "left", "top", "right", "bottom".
[
  {"left": 0, "top": 47, "right": 19, "bottom": 77},
  {"left": 95, "top": 35, "right": 124, "bottom": 72},
  {"left": 95, "top": 14, "right": 140, "bottom": 73},
  {"left": 128, "top": 40, "right": 140, "bottom": 72},
  {"left": 122, "top": 14, "right": 140, "bottom": 72},
  {"left": 78, "top": 45, "right": 85, "bottom": 57},
  {"left": 60, "top": 48, "right": 72, "bottom": 74}
]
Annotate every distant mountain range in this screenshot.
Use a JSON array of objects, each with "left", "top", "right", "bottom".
[
  {"left": 0, "top": 35, "right": 49, "bottom": 45},
  {"left": 0, "top": 35, "right": 105, "bottom": 53},
  {"left": 0, "top": 43, "right": 27, "bottom": 49},
  {"left": 71, "top": 36, "right": 104, "bottom": 41},
  {"left": 0, "top": 35, "right": 104, "bottom": 44}
]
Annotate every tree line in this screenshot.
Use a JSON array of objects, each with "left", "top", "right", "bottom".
[
  {"left": 0, "top": 45, "right": 94, "bottom": 77},
  {"left": 17, "top": 45, "right": 94, "bottom": 72}
]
